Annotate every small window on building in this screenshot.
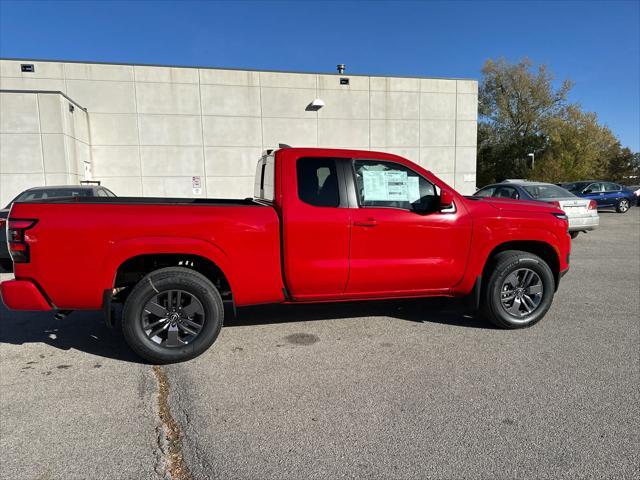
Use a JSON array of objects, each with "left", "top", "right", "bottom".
[
  {"left": 21, "top": 64, "right": 35, "bottom": 73},
  {"left": 340, "top": 78, "right": 350, "bottom": 85},
  {"left": 297, "top": 158, "right": 340, "bottom": 207}
]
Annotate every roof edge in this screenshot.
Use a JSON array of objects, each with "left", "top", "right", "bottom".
[{"left": 0, "top": 56, "right": 478, "bottom": 82}]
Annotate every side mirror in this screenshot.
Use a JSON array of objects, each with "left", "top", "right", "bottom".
[
  {"left": 440, "top": 190, "right": 455, "bottom": 210},
  {"left": 583, "top": 189, "right": 592, "bottom": 194}
]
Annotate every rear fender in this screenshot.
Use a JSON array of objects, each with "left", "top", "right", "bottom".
[{"left": 102, "top": 236, "right": 235, "bottom": 294}]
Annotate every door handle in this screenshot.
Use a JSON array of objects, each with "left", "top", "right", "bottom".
[{"left": 353, "top": 218, "right": 377, "bottom": 227}]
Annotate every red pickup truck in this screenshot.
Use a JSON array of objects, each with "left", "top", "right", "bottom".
[{"left": 1, "top": 147, "right": 570, "bottom": 363}]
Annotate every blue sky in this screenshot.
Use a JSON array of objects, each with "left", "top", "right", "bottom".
[{"left": 1, "top": 0, "right": 638, "bottom": 150}]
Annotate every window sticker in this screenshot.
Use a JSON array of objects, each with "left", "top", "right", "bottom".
[
  {"left": 363, "top": 170, "right": 410, "bottom": 201},
  {"left": 407, "top": 176, "right": 421, "bottom": 203}
]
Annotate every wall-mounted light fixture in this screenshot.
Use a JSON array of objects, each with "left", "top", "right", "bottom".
[{"left": 306, "top": 98, "right": 325, "bottom": 111}]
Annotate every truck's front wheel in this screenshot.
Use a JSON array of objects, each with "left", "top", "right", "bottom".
[
  {"left": 122, "top": 267, "right": 224, "bottom": 363},
  {"left": 481, "top": 250, "right": 555, "bottom": 329}
]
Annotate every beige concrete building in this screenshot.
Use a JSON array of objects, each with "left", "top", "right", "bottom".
[{"left": 0, "top": 58, "right": 478, "bottom": 206}]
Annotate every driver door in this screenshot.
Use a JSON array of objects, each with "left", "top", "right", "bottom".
[{"left": 346, "top": 159, "right": 472, "bottom": 295}]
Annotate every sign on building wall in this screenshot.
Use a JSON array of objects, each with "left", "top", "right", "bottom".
[{"left": 192, "top": 176, "right": 202, "bottom": 195}]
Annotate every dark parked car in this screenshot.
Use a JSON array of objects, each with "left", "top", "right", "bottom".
[
  {"left": 0, "top": 185, "right": 116, "bottom": 272},
  {"left": 559, "top": 181, "right": 636, "bottom": 213}
]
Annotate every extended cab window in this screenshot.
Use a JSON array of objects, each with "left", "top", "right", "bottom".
[
  {"left": 297, "top": 158, "right": 340, "bottom": 207},
  {"left": 353, "top": 160, "right": 435, "bottom": 210}
]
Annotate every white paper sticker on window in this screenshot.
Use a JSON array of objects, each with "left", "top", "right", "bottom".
[
  {"left": 407, "top": 176, "right": 420, "bottom": 203},
  {"left": 363, "top": 170, "right": 410, "bottom": 201}
]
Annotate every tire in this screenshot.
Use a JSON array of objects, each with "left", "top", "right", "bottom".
[
  {"left": 122, "top": 267, "right": 224, "bottom": 364},
  {"left": 569, "top": 231, "right": 579, "bottom": 239},
  {"left": 481, "top": 250, "right": 555, "bottom": 329},
  {"left": 616, "top": 198, "right": 630, "bottom": 213}
]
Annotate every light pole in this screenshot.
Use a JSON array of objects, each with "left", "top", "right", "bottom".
[{"left": 528, "top": 152, "right": 535, "bottom": 169}]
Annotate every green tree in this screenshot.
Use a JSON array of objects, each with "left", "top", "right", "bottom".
[
  {"left": 605, "top": 148, "right": 640, "bottom": 183},
  {"left": 531, "top": 106, "right": 620, "bottom": 182},
  {"left": 477, "top": 57, "right": 638, "bottom": 186},
  {"left": 478, "top": 58, "right": 572, "bottom": 184}
]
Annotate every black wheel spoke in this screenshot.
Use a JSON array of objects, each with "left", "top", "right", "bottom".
[
  {"left": 178, "top": 323, "right": 199, "bottom": 336},
  {"left": 182, "top": 300, "right": 203, "bottom": 317},
  {"left": 505, "top": 297, "right": 523, "bottom": 316},
  {"left": 181, "top": 317, "right": 203, "bottom": 331},
  {"left": 146, "top": 318, "right": 168, "bottom": 330},
  {"left": 148, "top": 322, "right": 169, "bottom": 339},
  {"left": 526, "top": 284, "right": 543, "bottom": 295},
  {"left": 144, "top": 302, "right": 167, "bottom": 318},
  {"left": 165, "top": 326, "right": 182, "bottom": 347}
]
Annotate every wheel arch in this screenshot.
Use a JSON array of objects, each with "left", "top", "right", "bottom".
[
  {"left": 483, "top": 240, "right": 561, "bottom": 291},
  {"left": 103, "top": 237, "right": 236, "bottom": 309},
  {"left": 113, "top": 253, "right": 233, "bottom": 300}
]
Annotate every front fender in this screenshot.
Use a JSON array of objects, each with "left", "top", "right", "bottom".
[{"left": 454, "top": 222, "right": 567, "bottom": 296}]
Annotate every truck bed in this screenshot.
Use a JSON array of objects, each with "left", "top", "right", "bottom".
[{"left": 9, "top": 198, "right": 285, "bottom": 309}]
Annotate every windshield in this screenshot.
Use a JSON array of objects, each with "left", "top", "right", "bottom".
[{"left": 522, "top": 184, "right": 575, "bottom": 199}]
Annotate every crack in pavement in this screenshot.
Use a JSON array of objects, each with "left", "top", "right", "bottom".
[{"left": 153, "top": 365, "right": 192, "bottom": 480}]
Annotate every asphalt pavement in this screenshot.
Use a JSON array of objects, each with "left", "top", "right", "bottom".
[{"left": 1, "top": 208, "right": 639, "bottom": 479}]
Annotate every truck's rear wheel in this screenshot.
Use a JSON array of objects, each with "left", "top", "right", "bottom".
[
  {"left": 481, "top": 250, "right": 555, "bottom": 329},
  {"left": 122, "top": 267, "right": 223, "bottom": 363}
]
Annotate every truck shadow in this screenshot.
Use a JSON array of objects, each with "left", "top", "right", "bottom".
[
  {"left": 0, "top": 306, "right": 140, "bottom": 363},
  {"left": 231, "top": 297, "right": 491, "bottom": 329},
  {"left": 0, "top": 298, "right": 492, "bottom": 364}
]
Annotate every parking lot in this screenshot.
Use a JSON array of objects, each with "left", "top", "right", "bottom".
[{"left": 1, "top": 209, "right": 638, "bottom": 480}]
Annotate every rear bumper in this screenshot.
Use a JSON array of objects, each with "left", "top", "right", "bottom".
[
  {"left": 568, "top": 214, "right": 599, "bottom": 232},
  {"left": 0, "top": 279, "right": 52, "bottom": 311}
]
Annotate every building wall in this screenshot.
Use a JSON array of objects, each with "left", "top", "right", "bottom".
[
  {"left": 0, "top": 59, "right": 478, "bottom": 206},
  {"left": 0, "top": 90, "right": 90, "bottom": 205}
]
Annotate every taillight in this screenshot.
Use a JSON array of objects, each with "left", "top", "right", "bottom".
[
  {"left": 588, "top": 200, "right": 597, "bottom": 210},
  {"left": 548, "top": 201, "right": 561, "bottom": 208},
  {"left": 8, "top": 219, "right": 37, "bottom": 263}
]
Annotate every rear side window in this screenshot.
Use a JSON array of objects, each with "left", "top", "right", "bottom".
[
  {"left": 254, "top": 154, "right": 275, "bottom": 202},
  {"left": 353, "top": 160, "right": 435, "bottom": 210},
  {"left": 296, "top": 158, "right": 340, "bottom": 207},
  {"left": 604, "top": 183, "right": 621, "bottom": 192}
]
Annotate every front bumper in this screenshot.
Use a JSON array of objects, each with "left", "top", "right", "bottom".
[{"left": 0, "top": 279, "right": 52, "bottom": 311}]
